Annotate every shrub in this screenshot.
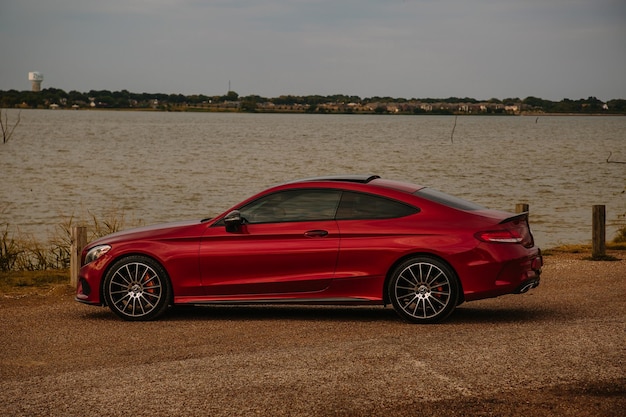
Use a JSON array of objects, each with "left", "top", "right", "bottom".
[
  {"left": 0, "top": 225, "right": 21, "bottom": 271},
  {"left": 1, "top": 208, "right": 143, "bottom": 272}
]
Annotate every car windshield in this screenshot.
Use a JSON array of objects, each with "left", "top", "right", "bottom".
[{"left": 415, "top": 188, "right": 485, "bottom": 211}]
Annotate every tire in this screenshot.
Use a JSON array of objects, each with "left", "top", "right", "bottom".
[
  {"left": 388, "top": 256, "right": 459, "bottom": 324},
  {"left": 103, "top": 255, "right": 171, "bottom": 321}
]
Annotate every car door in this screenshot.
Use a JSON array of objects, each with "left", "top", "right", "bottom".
[
  {"left": 334, "top": 191, "right": 421, "bottom": 280},
  {"left": 199, "top": 189, "right": 342, "bottom": 297}
]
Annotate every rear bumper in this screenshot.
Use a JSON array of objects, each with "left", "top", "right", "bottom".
[
  {"left": 495, "top": 249, "right": 543, "bottom": 296},
  {"left": 460, "top": 246, "right": 543, "bottom": 301},
  {"left": 513, "top": 250, "right": 543, "bottom": 293}
]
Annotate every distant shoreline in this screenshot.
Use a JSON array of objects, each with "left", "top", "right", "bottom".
[
  {"left": 16, "top": 107, "right": 626, "bottom": 117},
  {"left": 3, "top": 89, "right": 624, "bottom": 115}
]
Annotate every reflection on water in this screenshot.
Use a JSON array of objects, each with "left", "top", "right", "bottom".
[{"left": 1, "top": 109, "right": 625, "bottom": 248}]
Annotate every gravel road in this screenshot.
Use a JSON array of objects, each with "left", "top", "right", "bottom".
[{"left": 1, "top": 251, "right": 624, "bottom": 416}]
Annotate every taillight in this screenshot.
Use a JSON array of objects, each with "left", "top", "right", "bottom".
[
  {"left": 476, "top": 230, "right": 523, "bottom": 244},
  {"left": 476, "top": 218, "right": 534, "bottom": 248}
]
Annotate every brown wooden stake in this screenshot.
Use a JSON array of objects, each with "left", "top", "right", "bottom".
[
  {"left": 70, "top": 226, "right": 88, "bottom": 286},
  {"left": 515, "top": 203, "right": 529, "bottom": 214},
  {"left": 592, "top": 205, "right": 606, "bottom": 258}
]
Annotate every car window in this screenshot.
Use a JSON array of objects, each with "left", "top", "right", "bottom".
[
  {"left": 414, "top": 188, "right": 485, "bottom": 211},
  {"left": 240, "top": 189, "right": 342, "bottom": 224},
  {"left": 336, "top": 191, "right": 419, "bottom": 220}
]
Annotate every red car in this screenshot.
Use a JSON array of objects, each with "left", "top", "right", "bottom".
[{"left": 76, "top": 175, "right": 542, "bottom": 323}]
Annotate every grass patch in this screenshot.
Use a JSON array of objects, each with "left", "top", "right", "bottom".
[
  {"left": 543, "top": 242, "right": 624, "bottom": 262},
  {"left": 1, "top": 208, "right": 144, "bottom": 273},
  {"left": 608, "top": 242, "right": 626, "bottom": 250},
  {"left": 543, "top": 242, "right": 626, "bottom": 256},
  {"left": 0, "top": 269, "right": 69, "bottom": 293},
  {"left": 542, "top": 245, "right": 590, "bottom": 256}
]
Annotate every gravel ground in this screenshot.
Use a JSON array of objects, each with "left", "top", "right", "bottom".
[{"left": 1, "top": 251, "right": 625, "bottom": 416}]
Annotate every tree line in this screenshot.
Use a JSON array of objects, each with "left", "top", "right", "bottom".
[{"left": 1, "top": 88, "right": 625, "bottom": 114}]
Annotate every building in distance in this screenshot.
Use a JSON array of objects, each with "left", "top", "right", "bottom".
[{"left": 28, "top": 72, "right": 44, "bottom": 92}]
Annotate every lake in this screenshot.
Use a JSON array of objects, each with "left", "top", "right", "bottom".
[{"left": 1, "top": 109, "right": 625, "bottom": 249}]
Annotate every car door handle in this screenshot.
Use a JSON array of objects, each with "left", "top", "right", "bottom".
[{"left": 304, "top": 230, "right": 329, "bottom": 238}]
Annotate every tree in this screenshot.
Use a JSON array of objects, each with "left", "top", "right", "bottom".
[
  {"left": 607, "top": 99, "right": 626, "bottom": 113},
  {"left": 1, "top": 109, "right": 20, "bottom": 144},
  {"left": 503, "top": 97, "right": 521, "bottom": 106},
  {"left": 523, "top": 96, "right": 546, "bottom": 108},
  {"left": 580, "top": 96, "right": 604, "bottom": 113},
  {"left": 240, "top": 96, "right": 259, "bottom": 112},
  {"left": 68, "top": 90, "right": 89, "bottom": 104},
  {"left": 374, "top": 106, "right": 387, "bottom": 114},
  {"left": 272, "top": 95, "right": 302, "bottom": 106},
  {"left": 220, "top": 91, "right": 239, "bottom": 102}
]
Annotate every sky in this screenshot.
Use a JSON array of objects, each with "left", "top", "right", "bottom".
[{"left": 1, "top": 0, "right": 625, "bottom": 101}]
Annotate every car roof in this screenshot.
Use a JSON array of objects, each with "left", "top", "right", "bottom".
[
  {"left": 288, "top": 175, "right": 424, "bottom": 194},
  {"left": 290, "top": 174, "right": 381, "bottom": 184}
]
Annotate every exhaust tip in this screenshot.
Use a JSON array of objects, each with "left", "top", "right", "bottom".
[{"left": 516, "top": 279, "right": 539, "bottom": 294}]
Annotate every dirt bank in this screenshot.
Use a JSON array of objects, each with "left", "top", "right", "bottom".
[{"left": 1, "top": 251, "right": 624, "bottom": 416}]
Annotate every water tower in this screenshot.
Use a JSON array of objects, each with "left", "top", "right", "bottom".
[{"left": 28, "top": 72, "right": 44, "bottom": 92}]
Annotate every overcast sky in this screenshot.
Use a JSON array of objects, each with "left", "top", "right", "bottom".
[{"left": 1, "top": 0, "right": 624, "bottom": 101}]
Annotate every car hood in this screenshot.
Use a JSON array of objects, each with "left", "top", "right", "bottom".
[{"left": 87, "top": 220, "right": 204, "bottom": 247}]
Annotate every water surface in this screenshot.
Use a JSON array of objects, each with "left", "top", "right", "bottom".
[{"left": 1, "top": 109, "right": 624, "bottom": 248}]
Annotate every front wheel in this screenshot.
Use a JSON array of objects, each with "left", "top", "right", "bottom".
[
  {"left": 103, "top": 256, "right": 171, "bottom": 321},
  {"left": 388, "top": 256, "right": 459, "bottom": 324}
]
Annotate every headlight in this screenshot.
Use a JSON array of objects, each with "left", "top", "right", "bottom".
[{"left": 84, "top": 245, "right": 111, "bottom": 265}]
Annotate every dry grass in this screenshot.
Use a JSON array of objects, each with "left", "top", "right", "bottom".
[
  {"left": 0, "top": 269, "right": 69, "bottom": 293},
  {"left": 1, "top": 208, "right": 143, "bottom": 272},
  {"left": 542, "top": 242, "right": 626, "bottom": 256}
]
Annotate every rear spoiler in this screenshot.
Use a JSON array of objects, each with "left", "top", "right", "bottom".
[{"left": 499, "top": 212, "right": 528, "bottom": 225}]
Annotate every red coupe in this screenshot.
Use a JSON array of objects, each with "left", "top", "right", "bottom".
[{"left": 76, "top": 175, "right": 542, "bottom": 323}]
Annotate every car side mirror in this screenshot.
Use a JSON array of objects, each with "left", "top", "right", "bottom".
[{"left": 224, "top": 210, "right": 243, "bottom": 232}]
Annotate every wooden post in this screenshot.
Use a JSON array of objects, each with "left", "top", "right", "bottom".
[
  {"left": 592, "top": 205, "right": 606, "bottom": 258},
  {"left": 515, "top": 203, "right": 529, "bottom": 214},
  {"left": 70, "top": 226, "right": 87, "bottom": 286}
]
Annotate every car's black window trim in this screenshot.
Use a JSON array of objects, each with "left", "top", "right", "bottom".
[
  {"left": 335, "top": 190, "right": 420, "bottom": 220},
  {"left": 414, "top": 188, "right": 485, "bottom": 211},
  {"left": 236, "top": 188, "right": 343, "bottom": 224},
  {"left": 212, "top": 187, "right": 421, "bottom": 227}
]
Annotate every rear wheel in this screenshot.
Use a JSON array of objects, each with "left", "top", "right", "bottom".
[
  {"left": 388, "top": 256, "right": 459, "bottom": 323},
  {"left": 103, "top": 256, "right": 171, "bottom": 321}
]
